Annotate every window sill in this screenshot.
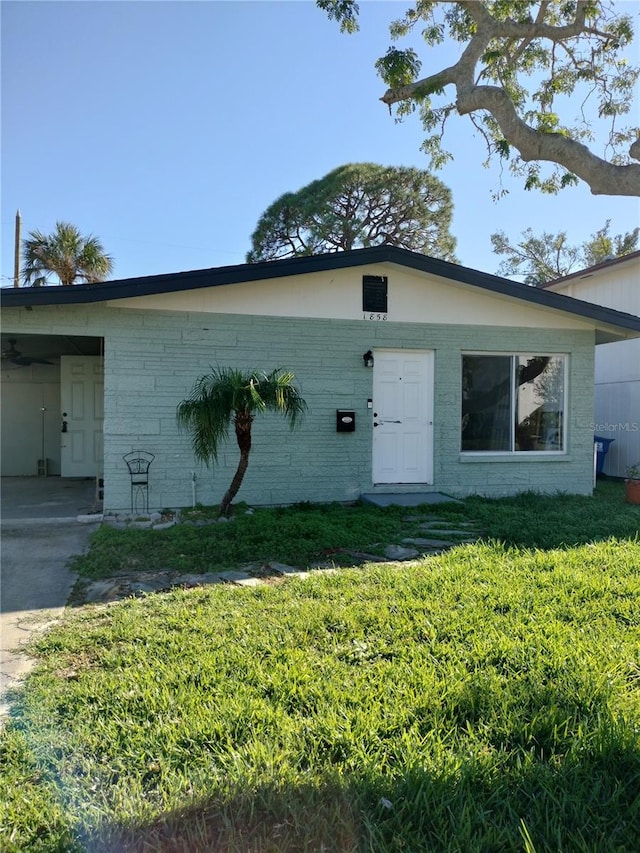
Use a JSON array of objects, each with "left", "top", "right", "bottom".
[{"left": 459, "top": 452, "right": 570, "bottom": 464}]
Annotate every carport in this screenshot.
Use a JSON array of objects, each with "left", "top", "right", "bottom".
[
  {"left": 0, "top": 476, "right": 100, "bottom": 520},
  {"left": 1, "top": 333, "right": 103, "bottom": 482}
]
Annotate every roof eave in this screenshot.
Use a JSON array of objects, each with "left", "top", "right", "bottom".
[
  {"left": 2, "top": 246, "right": 640, "bottom": 337},
  {"left": 542, "top": 249, "right": 640, "bottom": 290}
]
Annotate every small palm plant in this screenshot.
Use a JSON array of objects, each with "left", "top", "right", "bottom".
[{"left": 177, "top": 367, "right": 307, "bottom": 516}]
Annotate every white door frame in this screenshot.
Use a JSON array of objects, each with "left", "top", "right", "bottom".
[{"left": 372, "top": 349, "right": 434, "bottom": 484}]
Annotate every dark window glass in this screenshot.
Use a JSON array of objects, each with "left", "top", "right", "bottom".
[
  {"left": 462, "top": 355, "right": 512, "bottom": 451},
  {"left": 461, "top": 354, "right": 566, "bottom": 452}
]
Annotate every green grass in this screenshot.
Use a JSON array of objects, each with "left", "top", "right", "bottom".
[
  {"left": 466, "top": 481, "right": 640, "bottom": 549},
  {"left": 70, "top": 482, "right": 640, "bottom": 580},
  {"left": 68, "top": 500, "right": 429, "bottom": 579},
  {"left": 2, "top": 485, "right": 639, "bottom": 851}
]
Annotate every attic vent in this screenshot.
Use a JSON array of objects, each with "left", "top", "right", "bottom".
[{"left": 363, "top": 275, "right": 388, "bottom": 313}]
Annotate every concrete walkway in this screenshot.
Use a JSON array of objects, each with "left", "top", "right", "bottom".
[{"left": 0, "top": 477, "right": 100, "bottom": 721}]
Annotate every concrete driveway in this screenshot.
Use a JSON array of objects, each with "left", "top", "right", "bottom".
[{"left": 0, "top": 477, "right": 100, "bottom": 720}]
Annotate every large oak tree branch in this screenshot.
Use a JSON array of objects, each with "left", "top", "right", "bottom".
[
  {"left": 320, "top": 1, "right": 639, "bottom": 194},
  {"left": 383, "top": 68, "right": 640, "bottom": 195},
  {"left": 458, "top": 84, "right": 640, "bottom": 196},
  {"left": 380, "top": 0, "right": 640, "bottom": 197}
]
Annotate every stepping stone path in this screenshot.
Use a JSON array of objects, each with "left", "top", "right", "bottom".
[
  {"left": 384, "top": 544, "right": 420, "bottom": 560},
  {"left": 78, "top": 562, "right": 315, "bottom": 605},
  {"left": 389, "top": 514, "right": 484, "bottom": 559},
  {"left": 77, "top": 513, "right": 484, "bottom": 605},
  {"left": 401, "top": 537, "right": 457, "bottom": 548}
]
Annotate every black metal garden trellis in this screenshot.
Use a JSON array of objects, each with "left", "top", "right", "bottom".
[{"left": 123, "top": 451, "right": 155, "bottom": 514}]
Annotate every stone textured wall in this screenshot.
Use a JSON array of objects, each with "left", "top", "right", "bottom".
[{"left": 2, "top": 304, "right": 595, "bottom": 510}]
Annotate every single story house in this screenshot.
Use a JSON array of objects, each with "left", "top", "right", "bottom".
[
  {"left": 543, "top": 250, "right": 640, "bottom": 478},
  {"left": 3, "top": 246, "right": 640, "bottom": 512}
]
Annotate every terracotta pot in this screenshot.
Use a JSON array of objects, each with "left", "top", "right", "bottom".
[{"left": 624, "top": 479, "right": 640, "bottom": 505}]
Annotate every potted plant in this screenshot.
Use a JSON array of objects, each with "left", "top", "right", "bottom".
[{"left": 625, "top": 463, "right": 640, "bottom": 505}]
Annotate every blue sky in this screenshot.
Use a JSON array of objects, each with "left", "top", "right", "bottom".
[{"left": 2, "top": 0, "right": 639, "bottom": 285}]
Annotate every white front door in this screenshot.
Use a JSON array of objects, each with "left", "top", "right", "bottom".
[
  {"left": 60, "top": 356, "right": 104, "bottom": 477},
  {"left": 372, "top": 349, "right": 434, "bottom": 484}
]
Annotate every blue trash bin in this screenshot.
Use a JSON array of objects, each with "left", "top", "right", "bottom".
[{"left": 594, "top": 435, "right": 615, "bottom": 475}]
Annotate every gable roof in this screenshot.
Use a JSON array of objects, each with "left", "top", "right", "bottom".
[
  {"left": 3, "top": 246, "right": 640, "bottom": 341},
  {"left": 542, "top": 249, "right": 640, "bottom": 289}
]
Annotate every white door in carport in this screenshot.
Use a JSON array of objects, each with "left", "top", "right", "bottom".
[
  {"left": 372, "top": 349, "right": 434, "bottom": 484},
  {"left": 60, "top": 356, "right": 104, "bottom": 477}
]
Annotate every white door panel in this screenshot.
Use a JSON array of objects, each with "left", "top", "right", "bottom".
[
  {"left": 372, "top": 350, "right": 433, "bottom": 484},
  {"left": 60, "top": 356, "right": 104, "bottom": 477}
]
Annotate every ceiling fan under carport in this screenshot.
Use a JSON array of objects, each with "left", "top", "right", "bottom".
[{"left": 1, "top": 338, "right": 53, "bottom": 367}]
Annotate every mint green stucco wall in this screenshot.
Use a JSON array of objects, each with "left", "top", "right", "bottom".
[{"left": 2, "top": 304, "right": 595, "bottom": 510}]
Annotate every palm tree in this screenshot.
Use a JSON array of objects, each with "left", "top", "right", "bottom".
[
  {"left": 21, "top": 221, "right": 114, "bottom": 286},
  {"left": 177, "top": 367, "right": 307, "bottom": 516}
]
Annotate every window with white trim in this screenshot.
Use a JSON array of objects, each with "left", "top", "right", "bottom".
[{"left": 461, "top": 354, "right": 566, "bottom": 453}]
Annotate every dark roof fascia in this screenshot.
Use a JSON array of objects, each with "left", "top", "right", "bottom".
[
  {"left": 2, "top": 246, "right": 640, "bottom": 333},
  {"left": 541, "top": 249, "right": 640, "bottom": 289},
  {"left": 0, "top": 250, "right": 381, "bottom": 307}
]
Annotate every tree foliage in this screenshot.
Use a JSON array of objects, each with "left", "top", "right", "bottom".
[
  {"left": 176, "top": 368, "right": 307, "bottom": 516},
  {"left": 491, "top": 220, "right": 639, "bottom": 283},
  {"left": 318, "top": 1, "right": 640, "bottom": 197},
  {"left": 247, "top": 163, "right": 457, "bottom": 262},
  {"left": 21, "top": 221, "right": 114, "bottom": 286}
]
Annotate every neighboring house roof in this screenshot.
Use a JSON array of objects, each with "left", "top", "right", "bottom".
[
  {"left": 3, "top": 246, "right": 640, "bottom": 341},
  {"left": 542, "top": 250, "right": 640, "bottom": 289}
]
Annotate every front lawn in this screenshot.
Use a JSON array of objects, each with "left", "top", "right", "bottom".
[
  {"left": 1, "top": 485, "right": 639, "bottom": 852},
  {"left": 70, "top": 481, "right": 640, "bottom": 580}
]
